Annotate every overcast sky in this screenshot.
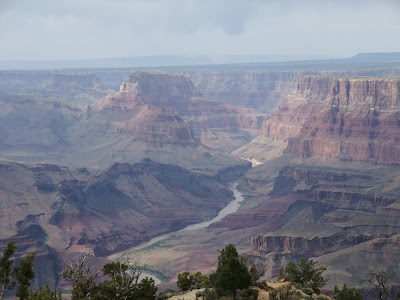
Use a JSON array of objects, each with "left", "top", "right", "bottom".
[{"left": 0, "top": 0, "right": 399, "bottom": 61}]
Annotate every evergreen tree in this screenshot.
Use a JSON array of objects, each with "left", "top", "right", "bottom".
[
  {"left": 0, "top": 241, "right": 36, "bottom": 300},
  {"left": 0, "top": 241, "right": 17, "bottom": 300},
  {"left": 177, "top": 271, "right": 209, "bottom": 291},
  {"left": 15, "top": 252, "right": 36, "bottom": 300},
  {"left": 210, "top": 244, "right": 251, "bottom": 297},
  {"left": 177, "top": 272, "right": 191, "bottom": 291},
  {"left": 133, "top": 277, "right": 157, "bottom": 300}
]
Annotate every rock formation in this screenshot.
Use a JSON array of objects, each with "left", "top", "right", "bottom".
[
  {"left": 0, "top": 159, "right": 232, "bottom": 288},
  {"left": 237, "top": 76, "right": 400, "bottom": 165}
]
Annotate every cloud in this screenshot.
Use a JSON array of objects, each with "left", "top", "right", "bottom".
[{"left": 0, "top": 0, "right": 399, "bottom": 60}]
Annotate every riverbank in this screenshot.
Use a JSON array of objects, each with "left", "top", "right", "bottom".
[{"left": 108, "top": 183, "right": 245, "bottom": 283}]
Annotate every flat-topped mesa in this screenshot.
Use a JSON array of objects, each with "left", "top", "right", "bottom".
[
  {"left": 249, "top": 75, "right": 400, "bottom": 164},
  {"left": 97, "top": 72, "right": 201, "bottom": 113},
  {"left": 119, "top": 71, "right": 201, "bottom": 103}
]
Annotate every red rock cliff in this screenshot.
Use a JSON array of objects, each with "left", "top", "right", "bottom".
[{"left": 256, "top": 76, "right": 400, "bottom": 164}]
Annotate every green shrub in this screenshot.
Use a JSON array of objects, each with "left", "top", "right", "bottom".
[
  {"left": 279, "top": 259, "right": 327, "bottom": 293},
  {"left": 156, "top": 289, "right": 176, "bottom": 300},
  {"left": 333, "top": 284, "right": 362, "bottom": 300},
  {"left": 177, "top": 271, "right": 210, "bottom": 291},
  {"left": 301, "top": 287, "right": 314, "bottom": 295},
  {"left": 177, "top": 271, "right": 192, "bottom": 291},
  {"left": 202, "top": 288, "right": 218, "bottom": 300},
  {"left": 196, "top": 290, "right": 206, "bottom": 299},
  {"left": 269, "top": 285, "right": 305, "bottom": 300},
  {"left": 236, "top": 288, "right": 259, "bottom": 300}
]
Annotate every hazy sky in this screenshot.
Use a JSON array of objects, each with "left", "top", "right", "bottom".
[{"left": 0, "top": 0, "right": 399, "bottom": 61}]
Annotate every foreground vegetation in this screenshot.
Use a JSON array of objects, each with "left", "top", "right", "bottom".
[{"left": 0, "top": 241, "right": 397, "bottom": 299}]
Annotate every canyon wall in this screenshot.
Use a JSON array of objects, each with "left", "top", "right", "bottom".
[
  {"left": 238, "top": 76, "right": 400, "bottom": 165},
  {"left": 251, "top": 233, "right": 374, "bottom": 256}
]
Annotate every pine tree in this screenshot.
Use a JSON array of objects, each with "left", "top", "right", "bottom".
[
  {"left": 0, "top": 241, "right": 17, "bottom": 300},
  {"left": 211, "top": 244, "right": 251, "bottom": 297}
]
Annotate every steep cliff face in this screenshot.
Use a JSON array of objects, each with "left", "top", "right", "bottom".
[
  {"left": 251, "top": 233, "right": 374, "bottom": 256},
  {"left": 120, "top": 72, "right": 201, "bottom": 105},
  {"left": 245, "top": 163, "right": 400, "bottom": 288},
  {"left": 271, "top": 165, "right": 396, "bottom": 212},
  {"left": 287, "top": 77, "right": 400, "bottom": 164},
  {"left": 237, "top": 76, "right": 400, "bottom": 165}
]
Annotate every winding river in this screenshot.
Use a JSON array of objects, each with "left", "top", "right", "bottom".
[{"left": 110, "top": 183, "right": 245, "bottom": 283}]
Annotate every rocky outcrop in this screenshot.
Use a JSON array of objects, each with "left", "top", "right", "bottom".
[
  {"left": 93, "top": 95, "right": 197, "bottom": 148},
  {"left": 271, "top": 165, "right": 396, "bottom": 212},
  {"left": 286, "top": 77, "right": 400, "bottom": 164},
  {"left": 251, "top": 233, "right": 374, "bottom": 256},
  {"left": 239, "top": 76, "right": 400, "bottom": 165},
  {"left": 119, "top": 72, "right": 201, "bottom": 104}
]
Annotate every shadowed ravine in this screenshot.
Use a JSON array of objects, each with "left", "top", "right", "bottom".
[{"left": 109, "top": 183, "right": 245, "bottom": 283}]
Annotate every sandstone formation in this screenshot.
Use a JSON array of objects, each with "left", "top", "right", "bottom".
[
  {"left": 251, "top": 233, "right": 374, "bottom": 256},
  {"left": 241, "top": 162, "right": 400, "bottom": 289},
  {"left": 237, "top": 76, "right": 400, "bottom": 165}
]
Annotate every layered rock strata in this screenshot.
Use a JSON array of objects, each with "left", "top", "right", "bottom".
[{"left": 237, "top": 76, "right": 400, "bottom": 165}]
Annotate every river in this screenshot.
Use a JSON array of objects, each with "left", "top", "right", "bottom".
[{"left": 110, "top": 183, "right": 245, "bottom": 282}]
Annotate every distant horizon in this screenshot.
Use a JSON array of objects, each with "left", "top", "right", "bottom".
[
  {"left": 3, "top": 51, "right": 400, "bottom": 63},
  {"left": 1, "top": 0, "right": 399, "bottom": 61},
  {"left": 0, "top": 53, "right": 344, "bottom": 63},
  {"left": 1, "top": 51, "right": 400, "bottom": 71}
]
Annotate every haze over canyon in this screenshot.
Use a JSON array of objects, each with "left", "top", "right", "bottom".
[{"left": 0, "top": 51, "right": 400, "bottom": 299}]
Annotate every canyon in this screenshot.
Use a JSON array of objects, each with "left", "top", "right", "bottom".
[
  {"left": 0, "top": 55, "right": 400, "bottom": 295},
  {"left": 0, "top": 159, "right": 233, "bottom": 288}
]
